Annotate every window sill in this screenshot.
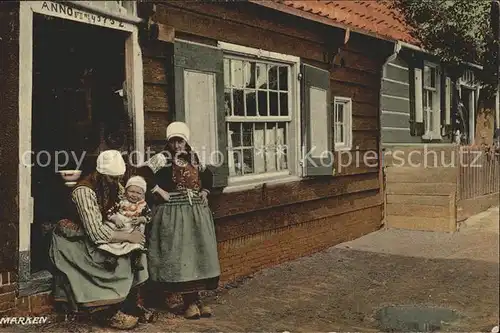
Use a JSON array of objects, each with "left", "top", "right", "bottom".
[
  {"left": 422, "top": 131, "right": 443, "bottom": 141},
  {"left": 18, "top": 270, "right": 53, "bottom": 297},
  {"left": 223, "top": 174, "right": 301, "bottom": 193},
  {"left": 335, "top": 146, "right": 352, "bottom": 152}
]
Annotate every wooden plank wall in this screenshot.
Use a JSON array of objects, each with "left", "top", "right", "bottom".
[
  {"left": 457, "top": 146, "right": 500, "bottom": 221},
  {"left": 147, "top": 1, "right": 389, "bottom": 284},
  {"left": 0, "top": 2, "right": 21, "bottom": 276},
  {"left": 384, "top": 146, "right": 458, "bottom": 232},
  {"left": 380, "top": 56, "right": 422, "bottom": 144},
  {"left": 142, "top": 42, "right": 172, "bottom": 152}
]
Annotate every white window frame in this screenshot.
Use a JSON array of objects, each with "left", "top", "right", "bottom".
[
  {"left": 218, "top": 42, "right": 302, "bottom": 192},
  {"left": 333, "top": 97, "right": 353, "bottom": 151},
  {"left": 422, "top": 61, "right": 442, "bottom": 140},
  {"left": 18, "top": 1, "right": 144, "bottom": 282},
  {"left": 458, "top": 70, "right": 480, "bottom": 144}
]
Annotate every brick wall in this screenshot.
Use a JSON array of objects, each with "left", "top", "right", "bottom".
[
  {"left": 217, "top": 205, "right": 382, "bottom": 284},
  {"left": 0, "top": 271, "right": 53, "bottom": 316},
  {"left": 0, "top": 272, "right": 17, "bottom": 314}
]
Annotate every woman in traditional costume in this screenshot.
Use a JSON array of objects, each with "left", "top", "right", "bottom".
[
  {"left": 138, "top": 122, "right": 221, "bottom": 319},
  {"left": 49, "top": 150, "right": 154, "bottom": 329}
]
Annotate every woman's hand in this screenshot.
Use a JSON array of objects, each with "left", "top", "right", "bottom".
[
  {"left": 131, "top": 216, "right": 147, "bottom": 225},
  {"left": 109, "top": 215, "right": 125, "bottom": 229},
  {"left": 154, "top": 187, "right": 170, "bottom": 202},
  {"left": 114, "top": 220, "right": 126, "bottom": 229},
  {"left": 127, "top": 231, "right": 145, "bottom": 245},
  {"left": 199, "top": 191, "right": 209, "bottom": 206}
]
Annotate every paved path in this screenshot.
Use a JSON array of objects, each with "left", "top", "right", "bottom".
[{"left": 5, "top": 207, "right": 499, "bottom": 332}]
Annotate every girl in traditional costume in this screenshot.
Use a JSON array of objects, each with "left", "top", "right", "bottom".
[{"left": 139, "top": 122, "right": 221, "bottom": 319}]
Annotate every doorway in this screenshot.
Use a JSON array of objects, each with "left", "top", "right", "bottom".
[
  {"left": 459, "top": 88, "right": 476, "bottom": 145},
  {"left": 30, "top": 14, "right": 129, "bottom": 273}
]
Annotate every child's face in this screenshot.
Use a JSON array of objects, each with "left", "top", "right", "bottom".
[{"left": 125, "top": 185, "right": 144, "bottom": 203}]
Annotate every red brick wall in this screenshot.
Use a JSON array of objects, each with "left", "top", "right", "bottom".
[
  {"left": 0, "top": 272, "right": 17, "bottom": 314},
  {"left": 0, "top": 271, "right": 53, "bottom": 316},
  {"left": 218, "top": 205, "right": 383, "bottom": 284}
]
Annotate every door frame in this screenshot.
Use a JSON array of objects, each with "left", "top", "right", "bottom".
[
  {"left": 458, "top": 87, "right": 477, "bottom": 145},
  {"left": 18, "top": 1, "right": 144, "bottom": 282}
]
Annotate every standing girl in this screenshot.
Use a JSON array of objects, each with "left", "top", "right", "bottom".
[{"left": 138, "top": 122, "right": 220, "bottom": 319}]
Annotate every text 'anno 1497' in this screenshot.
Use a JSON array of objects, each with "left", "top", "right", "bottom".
[{"left": 40, "top": 2, "right": 125, "bottom": 28}]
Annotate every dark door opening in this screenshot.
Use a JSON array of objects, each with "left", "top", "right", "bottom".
[
  {"left": 459, "top": 88, "right": 475, "bottom": 145},
  {"left": 31, "top": 14, "right": 129, "bottom": 273}
]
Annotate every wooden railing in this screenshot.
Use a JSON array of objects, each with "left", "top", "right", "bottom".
[{"left": 457, "top": 146, "right": 500, "bottom": 201}]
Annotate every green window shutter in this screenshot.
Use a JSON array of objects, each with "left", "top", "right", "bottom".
[
  {"left": 301, "top": 63, "right": 334, "bottom": 176},
  {"left": 173, "top": 40, "right": 229, "bottom": 188}
]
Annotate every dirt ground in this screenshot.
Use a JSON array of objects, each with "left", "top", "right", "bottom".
[{"left": 4, "top": 207, "right": 499, "bottom": 332}]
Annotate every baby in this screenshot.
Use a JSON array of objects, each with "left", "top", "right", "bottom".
[{"left": 99, "top": 176, "right": 151, "bottom": 271}]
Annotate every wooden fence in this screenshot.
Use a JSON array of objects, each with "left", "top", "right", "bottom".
[
  {"left": 457, "top": 147, "right": 500, "bottom": 200},
  {"left": 456, "top": 146, "right": 500, "bottom": 221}
]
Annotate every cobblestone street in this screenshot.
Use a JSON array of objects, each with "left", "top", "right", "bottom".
[{"left": 5, "top": 207, "right": 499, "bottom": 332}]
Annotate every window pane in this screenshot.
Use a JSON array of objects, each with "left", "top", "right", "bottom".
[
  {"left": 242, "top": 123, "right": 253, "bottom": 147},
  {"left": 230, "top": 121, "right": 289, "bottom": 176},
  {"left": 340, "top": 124, "right": 344, "bottom": 143},
  {"left": 424, "top": 66, "right": 436, "bottom": 88},
  {"left": 277, "top": 122, "right": 288, "bottom": 170},
  {"left": 430, "top": 67, "right": 436, "bottom": 87},
  {"left": 268, "top": 65, "right": 278, "bottom": 90},
  {"left": 265, "top": 123, "right": 277, "bottom": 172},
  {"left": 423, "top": 66, "right": 431, "bottom": 87},
  {"left": 232, "top": 149, "right": 243, "bottom": 176},
  {"left": 428, "top": 92, "right": 433, "bottom": 109},
  {"left": 335, "top": 124, "right": 343, "bottom": 144},
  {"left": 269, "top": 91, "right": 278, "bottom": 116},
  {"left": 258, "top": 90, "right": 268, "bottom": 116},
  {"left": 279, "top": 93, "right": 288, "bottom": 116},
  {"left": 244, "top": 61, "right": 255, "bottom": 89},
  {"left": 233, "top": 89, "right": 244, "bottom": 116},
  {"left": 231, "top": 60, "right": 244, "bottom": 88},
  {"left": 253, "top": 123, "right": 266, "bottom": 173},
  {"left": 256, "top": 63, "right": 268, "bottom": 90},
  {"left": 224, "top": 88, "right": 232, "bottom": 116},
  {"left": 228, "top": 122, "right": 242, "bottom": 148},
  {"left": 429, "top": 109, "right": 434, "bottom": 131},
  {"left": 245, "top": 90, "right": 257, "bottom": 116},
  {"left": 337, "top": 103, "right": 344, "bottom": 123},
  {"left": 278, "top": 66, "right": 288, "bottom": 91},
  {"left": 242, "top": 148, "right": 254, "bottom": 175},
  {"left": 224, "top": 58, "right": 230, "bottom": 88}
]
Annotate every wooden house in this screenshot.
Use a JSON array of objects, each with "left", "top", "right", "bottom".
[
  {"left": 0, "top": 0, "right": 419, "bottom": 314},
  {"left": 379, "top": 13, "right": 500, "bottom": 232}
]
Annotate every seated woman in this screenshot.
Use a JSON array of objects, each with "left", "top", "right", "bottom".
[{"left": 49, "top": 150, "right": 155, "bottom": 329}]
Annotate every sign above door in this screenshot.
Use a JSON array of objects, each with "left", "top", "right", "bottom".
[{"left": 32, "top": 1, "right": 141, "bottom": 31}]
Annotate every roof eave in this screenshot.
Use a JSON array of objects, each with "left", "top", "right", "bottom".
[
  {"left": 248, "top": 0, "right": 396, "bottom": 43},
  {"left": 400, "top": 41, "right": 483, "bottom": 70}
]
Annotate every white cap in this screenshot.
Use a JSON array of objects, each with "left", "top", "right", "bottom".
[
  {"left": 96, "top": 150, "right": 126, "bottom": 176},
  {"left": 166, "top": 121, "right": 190, "bottom": 144},
  {"left": 125, "top": 176, "right": 147, "bottom": 193}
]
